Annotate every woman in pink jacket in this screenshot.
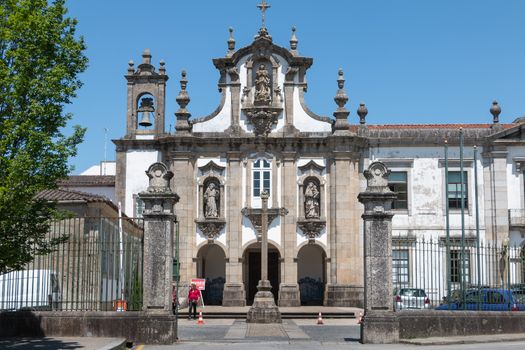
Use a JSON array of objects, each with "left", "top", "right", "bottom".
[{"left": 187, "top": 283, "right": 201, "bottom": 319}]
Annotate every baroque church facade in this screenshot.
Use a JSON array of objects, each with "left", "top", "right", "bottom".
[{"left": 114, "top": 12, "right": 525, "bottom": 307}]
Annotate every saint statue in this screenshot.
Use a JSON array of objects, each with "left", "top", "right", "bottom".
[
  {"left": 304, "top": 181, "right": 320, "bottom": 219},
  {"left": 204, "top": 183, "right": 219, "bottom": 218},
  {"left": 254, "top": 64, "right": 271, "bottom": 105}
]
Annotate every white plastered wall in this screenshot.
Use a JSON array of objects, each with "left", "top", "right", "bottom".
[
  {"left": 368, "top": 146, "right": 486, "bottom": 240},
  {"left": 124, "top": 150, "right": 159, "bottom": 216}
]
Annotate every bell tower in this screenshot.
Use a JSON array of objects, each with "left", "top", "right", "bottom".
[{"left": 125, "top": 49, "right": 168, "bottom": 138}]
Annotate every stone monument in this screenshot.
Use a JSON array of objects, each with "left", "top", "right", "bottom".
[
  {"left": 357, "top": 162, "right": 399, "bottom": 344},
  {"left": 139, "top": 162, "right": 180, "bottom": 313},
  {"left": 246, "top": 190, "right": 282, "bottom": 323}
]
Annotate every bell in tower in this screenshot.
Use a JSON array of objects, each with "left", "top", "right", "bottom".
[
  {"left": 124, "top": 49, "right": 168, "bottom": 138},
  {"left": 138, "top": 97, "right": 154, "bottom": 127}
]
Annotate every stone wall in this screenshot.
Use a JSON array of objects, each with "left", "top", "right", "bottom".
[
  {"left": 398, "top": 310, "right": 525, "bottom": 339},
  {"left": 0, "top": 311, "right": 178, "bottom": 344}
]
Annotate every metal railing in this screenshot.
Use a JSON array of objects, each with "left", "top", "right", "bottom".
[
  {"left": 393, "top": 236, "right": 525, "bottom": 310},
  {"left": 0, "top": 217, "right": 144, "bottom": 312}
]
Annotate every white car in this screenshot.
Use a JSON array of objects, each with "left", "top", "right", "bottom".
[{"left": 394, "top": 288, "right": 431, "bottom": 310}]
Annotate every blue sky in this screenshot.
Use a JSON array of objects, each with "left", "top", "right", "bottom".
[{"left": 65, "top": 0, "right": 525, "bottom": 174}]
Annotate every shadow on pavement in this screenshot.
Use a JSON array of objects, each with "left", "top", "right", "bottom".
[{"left": 0, "top": 338, "right": 83, "bottom": 349}]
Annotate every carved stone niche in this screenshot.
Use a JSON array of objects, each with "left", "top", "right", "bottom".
[
  {"left": 241, "top": 207, "right": 288, "bottom": 241},
  {"left": 195, "top": 161, "right": 226, "bottom": 243},
  {"left": 297, "top": 160, "right": 326, "bottom": 242},
  {"left": 241, "top": 56, "right": 283, "bottom": 137}
]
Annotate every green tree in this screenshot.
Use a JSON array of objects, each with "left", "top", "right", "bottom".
[{"left": 0, "top": 0, "right": 87, "bottom": 273}]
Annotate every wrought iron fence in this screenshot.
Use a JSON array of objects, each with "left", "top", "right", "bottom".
[
  {"left": 392, "top": 235, "right": 525, "bottom": 310},
  {"left": 0, "top": 217, "right": 143, "bottom": 312}
]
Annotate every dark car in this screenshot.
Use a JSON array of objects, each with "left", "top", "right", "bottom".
[{"left": 436, "top": 288, "right": 525, "bottom": 311}]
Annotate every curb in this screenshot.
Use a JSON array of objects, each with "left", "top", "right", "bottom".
[
  {"left": 400, "top": 334, "right": 525, "bottom": 346},
  {"left": 98, "top": 338, "right": 127, "bottom": 350}
]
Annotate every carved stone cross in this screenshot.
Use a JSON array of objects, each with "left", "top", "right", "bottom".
[{"left": 257, "top": 0, "right": 271, "bottom": 29}]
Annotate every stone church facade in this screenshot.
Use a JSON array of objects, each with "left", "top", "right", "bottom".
[{"left": 114, "top": 21, "right": 525, "bottom": 307}]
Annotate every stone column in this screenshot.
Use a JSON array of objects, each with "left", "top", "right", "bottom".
[
  {"left": 278, "top": 152, "right": 300, "bottom": 306},
  {"left": 222, "top": 152, "right": 246, "bottom": 306},
  {"left": 247, "top": 191, "right": 282, "bottom": 323},
  {"left": 358, "top": 161, "right": 398, "bottom": 344},
  {"left": 139, "top": 162, "right": 179, "bottom": 313}
]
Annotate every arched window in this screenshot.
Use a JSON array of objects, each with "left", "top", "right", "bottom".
[{"left": 253, "top": 158, "right": 271, "bottom": 199}]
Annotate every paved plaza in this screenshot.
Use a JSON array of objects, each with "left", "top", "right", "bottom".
[{"left": 176, "top": 318, "right": 360, "bottom": 343}]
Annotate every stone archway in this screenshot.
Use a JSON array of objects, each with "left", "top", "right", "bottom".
[
  {"left": 196, "top": 244, "right": 226, "bottom": 305},
  {"left": 243, "top": 242, "right": 281, "bottom": 305},
  {"left": 297, "top": 244, "right": 326, "bottom": 305}
]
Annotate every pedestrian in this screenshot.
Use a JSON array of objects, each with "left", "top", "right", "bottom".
[{"left": 187, "top": 282, "right": 200, "bottom": 319}]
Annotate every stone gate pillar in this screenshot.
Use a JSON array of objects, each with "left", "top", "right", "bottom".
[
  {"left": 139, "top": 162, "right": 180, "bottom": 313},
  {"left": 357, "top": 162, "right": 398, "bottom": 344}
]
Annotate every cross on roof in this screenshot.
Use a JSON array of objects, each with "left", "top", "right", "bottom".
[{"left": 257, "top": 0, "right": 271, "bottom": 29}]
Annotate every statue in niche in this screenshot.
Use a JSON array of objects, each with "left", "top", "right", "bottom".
[
  {"left": 304, "top": 181, "right": 320, "bottom": 219},
  {"left": 254, "top": 64, "right": 271, "bottom": 105},
  {"left": 204, "top": 183, "right": 219, "bottom": 218}
]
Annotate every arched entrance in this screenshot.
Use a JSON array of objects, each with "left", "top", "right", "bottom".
[
  {"left": 243, "top": 242, "right": 281, "bottom": 305},
  {"left": 297, "top": 244, "right": 326, "bottom": 305},
  {"left": 196, "top": 244, "right": 226, "bottom": 305}
]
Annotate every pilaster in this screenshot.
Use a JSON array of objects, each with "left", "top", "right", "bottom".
[
  {"left": 278, "top": 152, "right": 300, "bottom": 306},
  {"left": 223, "top": 151, "right": 246, "bottom": 306},
  {"left": 170, "top": 152, "right": 195, "bottom": 284},
  {"left": 325, "top": 151, "right": 363, "bottom": 306},
  {"left": 483, "top": 147, "right": 509, "bottom": 245}
]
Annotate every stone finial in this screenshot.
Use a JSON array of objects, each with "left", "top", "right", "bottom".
[
  {"left": 333, "top": 69, "right": 350, "bottom": 133},
  {"left": 175, "top": 70, "right": 192, "bottom": 133},
  {"left": 357, "top": 102, "right": 368, "bottom": 125},
  {"left": 142, "top": 49, "right": 152, "bottom": 64},
  {"left": 490, "top": 100, "right": 501, "bottom": 124},
  {"left": 363, "top": 162, "right": 392, "bottom": 193},
  {"left": 227, "top": 27, "right": 236, "bottom": 53},
  {"left": 290, "top": 26, "right": 298, "bottom": 52},
  {"left": 159, "top": 59, "right": 166, "bottom": 75},
  {"left": 144, "top": 162, "right": 173, "bottom": 194},
  {"left": 128, "top": 60, "right": 135, "bottom": 74}
]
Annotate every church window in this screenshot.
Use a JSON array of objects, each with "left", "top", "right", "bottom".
[
  {"left": 388, "top": 172, "right": 408, "bottom": 210},
  {"left": 253, "top": 159, "right": 271, "bottom": 198},
  {"left": 447, "top": 171, "right": 468, "bottom": 209}
]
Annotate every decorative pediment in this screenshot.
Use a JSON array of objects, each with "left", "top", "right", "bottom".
[
  {"left": 298, "top": 160, "right": 325, "bottom": 175},
  {"left": 241, "top": 207, "right": 288, "bottom": 240},
  {"left": 198, "top": 161, "right": 226, "bottom": 176}
]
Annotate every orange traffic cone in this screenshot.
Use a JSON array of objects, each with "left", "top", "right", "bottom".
[
  {"left": 197, "top": 311, "right": 204, "bottom": 325},
  {"left": 317, "top": 312, "right": 324, "bottom": 325},
  {"left": 357, "top": 311, "right": 364, "bottom": 325}
]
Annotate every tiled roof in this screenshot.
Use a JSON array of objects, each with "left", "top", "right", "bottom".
[
  {"left": 358, "top": 124, "right": 515, "bottom": 130},
  {"left": 58, "top": 175, "right": 115, "bottom": 187},
  {"left": 35, "top": 188, "right": 112, "bottom": 204}
]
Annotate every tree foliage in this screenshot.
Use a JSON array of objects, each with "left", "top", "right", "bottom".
[{"left": 0, "top": 0, "right": 87, "bottom": 273}]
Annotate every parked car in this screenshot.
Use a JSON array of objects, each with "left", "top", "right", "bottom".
[
  {"left": 394, "top": 288, "right": 431, "bottom": 310},
  {"left": 435, "top": 288, "right": 525, "bottom": 311}
]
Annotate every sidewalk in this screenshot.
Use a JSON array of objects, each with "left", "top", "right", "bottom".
[
  {"left": 400, "top": 333, "right": 525, "bottom": 346},
  {"left": 0, "top": 337, "right": 126, "bottom": 350}
]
